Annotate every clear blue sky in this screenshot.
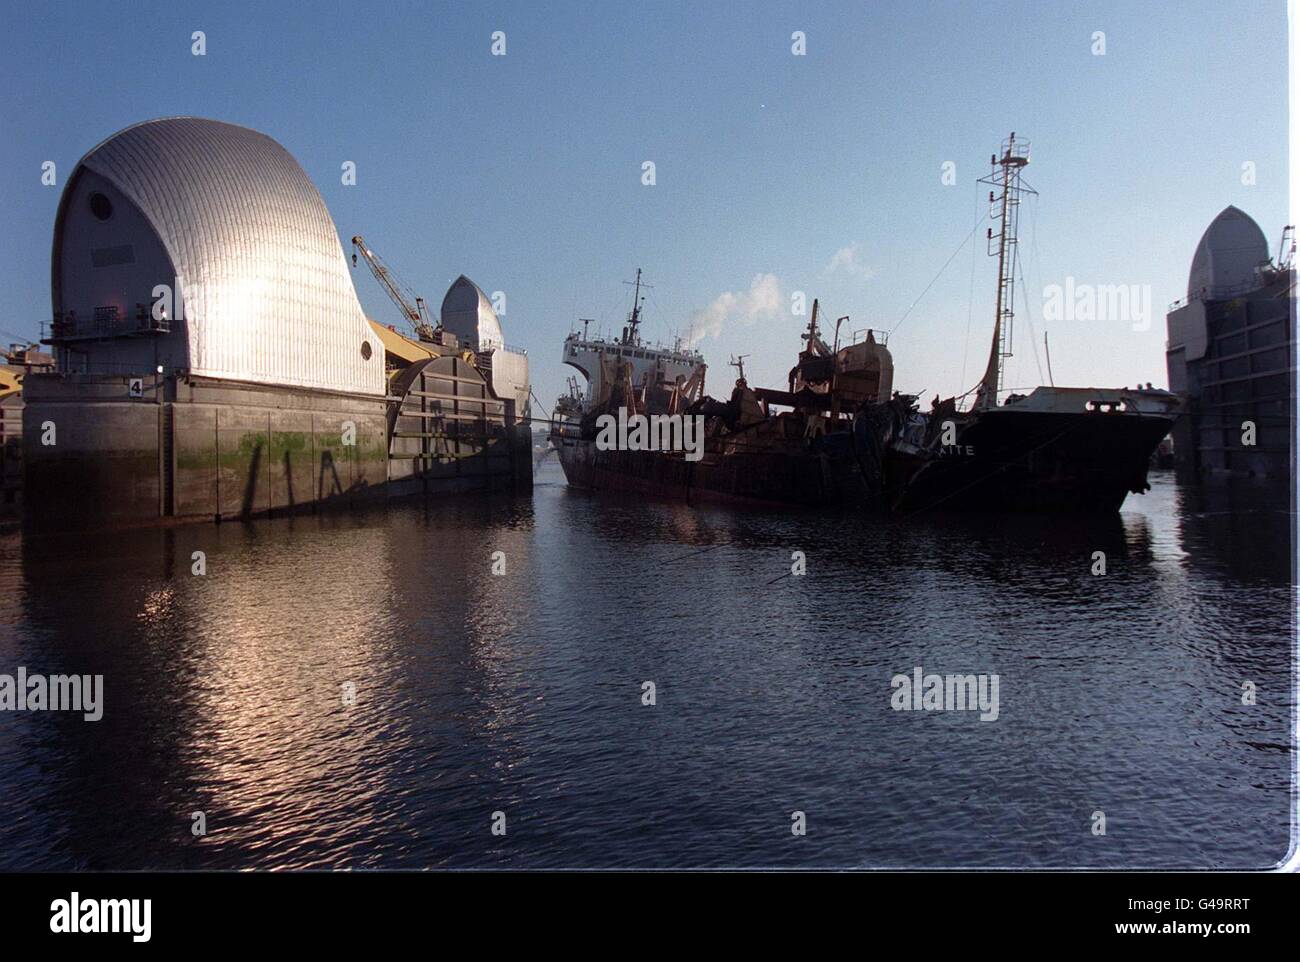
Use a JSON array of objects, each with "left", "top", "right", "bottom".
[{"left": 1, "top": 1, "right": 1289, "bottom": 411}]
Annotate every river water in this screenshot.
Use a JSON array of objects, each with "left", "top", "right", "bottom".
[{"left": 0, "top": 462, "right": 1293, "bottom": 869}]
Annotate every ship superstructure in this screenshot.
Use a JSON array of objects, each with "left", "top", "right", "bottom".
[{"left": 553, "top": 269, "right": 707, "bottom": 433}]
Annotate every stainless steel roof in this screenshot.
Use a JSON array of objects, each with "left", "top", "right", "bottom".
[
  {"left": 68, "top": 117, "right": 383, "bottom": 395},
  {"left": 1187, "top": 206, "right": 1269, "bottom": 298},
  {"left": 440, "top": 275, "right": 503, "bottom": 353}
]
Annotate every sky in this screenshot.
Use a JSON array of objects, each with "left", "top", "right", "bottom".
[{"left": 0, "top": 0, "right": 1290, "bottom": 414}]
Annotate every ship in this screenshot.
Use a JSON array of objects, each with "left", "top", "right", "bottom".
[
  {"left": 886, "top": 134, "right": 1181, "bottom": 514},
  {"left": 551, "top": 135, "right": 1180, "bottom": 515},
  {"left": 891, "top": 384, "right": 1181, "bottom": 513},
  {"left": 549, "top": 271, "right": 913, "bottom": 507}
]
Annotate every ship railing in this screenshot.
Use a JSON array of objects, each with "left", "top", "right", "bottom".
[
  {"left": 549, "top": 418, "right": 583, "bottom": 439},
  {"left": 1167, "top": 279, "right": 1270, "bottom": 312},
  {"left": 46, "top": 312, "right": 171, "bottom": 340},
  {"left": 40, "top": 359, "right": 178, "bottom": 377},
  {"left": 565, "top": 332, "right": 702, "bottom": 361},
  {"left": 846, "top": 328, "right": 889, "bottom": 347},
  {"left": 47, "top": 317, "right": 171, "bottom": 340},
  {"left": 999, "top": 136, "right": 1031, "bottom": 164}
]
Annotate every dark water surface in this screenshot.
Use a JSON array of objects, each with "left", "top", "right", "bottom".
[{"left": 0, "top": 464, "right": 1294, "bottom": 869}]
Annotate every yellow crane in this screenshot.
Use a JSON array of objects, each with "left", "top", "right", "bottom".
[{"left": 350, "top": 235, "right": 436, "bottom": 342}]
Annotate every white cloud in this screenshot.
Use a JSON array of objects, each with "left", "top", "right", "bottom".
[
  {"left": 822, "top": 243, "right": 876, "bottom": 280},
  {"left": 687, "top": 273, "right": 782, "bottom": 345}
]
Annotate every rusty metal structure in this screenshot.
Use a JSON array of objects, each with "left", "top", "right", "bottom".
[{"left": 550, "top": 274, "right": 908, "bottom": 508}]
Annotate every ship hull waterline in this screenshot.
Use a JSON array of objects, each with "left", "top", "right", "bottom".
[
  {"left": 553, "top": 408, "right": 1176, "bottom": 515},
  {"left": 897, "top": 409, "right": 1177, "bottom": 514},
  {"left": 550, "top": 436, "right": 910, "bottom": 511},
  {"left": 552, "top": 432, "right": 919, "bottom": 512}
]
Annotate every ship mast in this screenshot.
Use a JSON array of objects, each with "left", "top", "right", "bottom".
[
  {"left": 623, "top": 268, "right": 651, "bottom": 346},
  {"left": 975, "top": 133, "right": 1035, "bottom": 408}
]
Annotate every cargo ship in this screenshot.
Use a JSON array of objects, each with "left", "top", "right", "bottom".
[
  {"left": 549, "top": 271, "right": 913, "bottom": 507},
  {"left": 551, "top": 135, "right": 1180, "bottom": 515}
]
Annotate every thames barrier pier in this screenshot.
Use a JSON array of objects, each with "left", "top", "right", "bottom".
[
  {"left": 1164, "top": 207, "right": 1295, "bottom": 480},
  {"left": 23, "top": 117, "right": 529, "bottom": 527}
]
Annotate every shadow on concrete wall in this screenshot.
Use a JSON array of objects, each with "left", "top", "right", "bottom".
[{"left": 240, "top": 441, "right": 262, "bottom": 518}]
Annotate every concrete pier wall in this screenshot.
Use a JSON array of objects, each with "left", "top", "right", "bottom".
[
  {"left": 24, "top": 373, "right": 389, "bottom": 526},
  {"left": 1, "top": 392, "right": 23, "bottom": 520}
]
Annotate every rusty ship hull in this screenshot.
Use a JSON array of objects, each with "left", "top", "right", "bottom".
[{"left": 551, "top": 432, "right": 881, "bottom": 509}]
